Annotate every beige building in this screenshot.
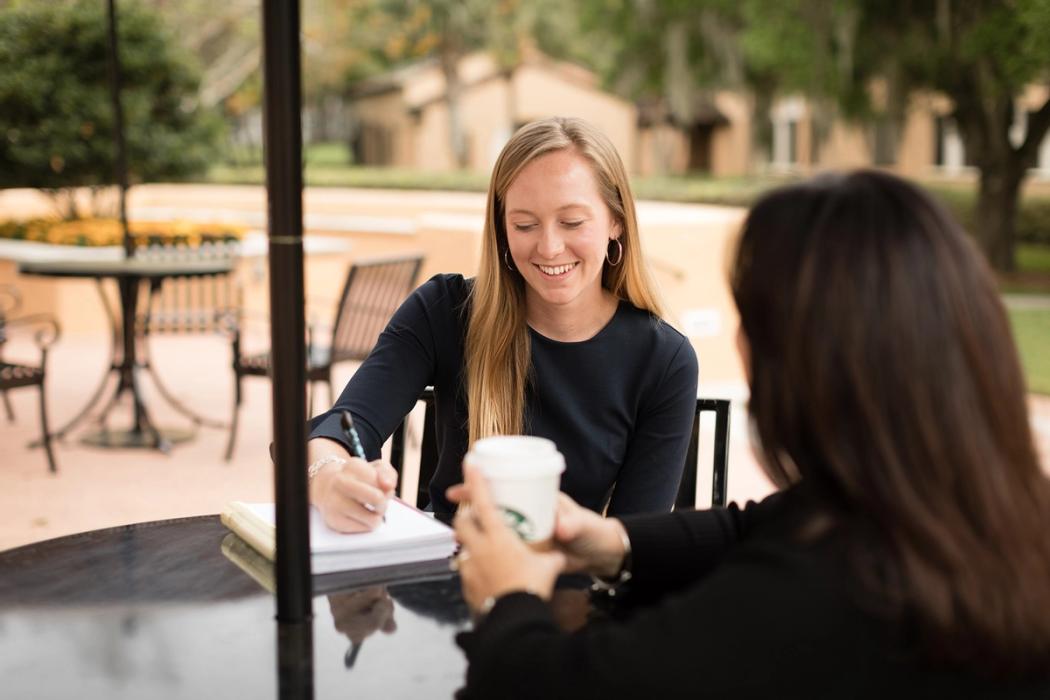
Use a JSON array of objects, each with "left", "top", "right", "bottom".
[
  {"left": 347, "top": 49, "right": 638, "bottom": 174},
  {"left": 347, "top": 51, "right": 1050, "bottom": 183},
  {"left": 635, "top": 92, "right": 755, "bottom": 177},
  {"left": 761, "top": 85, "right": 1050, "bottom": 181}
]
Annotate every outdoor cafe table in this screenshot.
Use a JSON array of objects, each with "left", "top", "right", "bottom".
[
  {"left": 18, "top": 257, "right": 234, "bottom": 452},
  {"left": 0, "top": 516, "right": 480, "bottom": 698}
]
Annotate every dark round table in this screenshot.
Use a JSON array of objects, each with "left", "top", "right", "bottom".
[
  {"left": 18, "top": 257, "right": 234, "bottom": 452},
  {"left": 0, "top": 516, "right": 476, "bottom": 699}
]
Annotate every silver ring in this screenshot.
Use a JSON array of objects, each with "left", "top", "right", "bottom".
[{"left": 449, "top": 549, "right": 471, "bottom": 572}]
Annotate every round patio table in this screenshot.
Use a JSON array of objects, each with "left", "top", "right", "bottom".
[
  {"left": 0, "top": 516, "right": 475, "bottom": 699},
  {"left": 18, "top": 257, "right": 234, "bottom": 451}
]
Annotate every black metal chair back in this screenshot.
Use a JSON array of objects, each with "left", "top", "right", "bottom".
[
  {"left": 135, "top": 244, "right": 240, "bottom": 336},
  {"left": 226, "top": 254, "right": 424, "bottom": 460},
  {"left": 328, "top": 254, "right": 424, "bottom": 364},
  {"left": 138, "top": 271, "right": 240, "bottom": 335},
  {"left": 391, "top": 393, "right": 731, "bottom": 512},
  {"left": 390, "top": 387, "right": 438, "bottom": 509},
  {"left": 0, "top": 285, "right": 60, "bottom": 472},
  {"left": 675, "top": 398, "right": 731, "bottom": 509}
]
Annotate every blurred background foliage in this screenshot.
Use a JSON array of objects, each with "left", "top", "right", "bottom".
[
  {"left": 0, "top": 0, "right": 1046, "bottom": 390},
  {"left": 1, "top": 0, "right": 1049, "bottom": 274},
  {"left": 0, "top": 0, "right": 222, "bottom": 217}
]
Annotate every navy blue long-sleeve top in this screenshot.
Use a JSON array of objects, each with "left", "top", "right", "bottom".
[
  {"left": 457, "top": 487, "right": 1050, "bottom": 698},
  {"left": 309, "top": 274, "right": 698, "bottom": 519}
]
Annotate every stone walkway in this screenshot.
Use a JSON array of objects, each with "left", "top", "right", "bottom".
[{"left": 1003, "top": 294, "right": 1050, "bottom": 309}]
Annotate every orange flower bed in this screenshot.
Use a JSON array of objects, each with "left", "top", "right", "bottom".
[{"left": 0, "top": 218, "right": 245, "bottom": 248}]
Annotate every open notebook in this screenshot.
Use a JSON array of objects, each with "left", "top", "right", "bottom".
[{"left": 221, "top": 499, "right": 457, "bottom": 582}]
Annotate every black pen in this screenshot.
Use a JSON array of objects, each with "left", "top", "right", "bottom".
[
  {"left": 344, "top": 640, "right": 363, "bottom": 669},
  {"left": 341, "top": 410, "right": 386, "bottom": 523}
]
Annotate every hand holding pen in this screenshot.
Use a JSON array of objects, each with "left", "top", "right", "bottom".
[
  {"left": 306, "top": 415, "right": 398, "bottom": 533},
  {"left": 341, "top": 410, "right": 390, "bottom": 523}
]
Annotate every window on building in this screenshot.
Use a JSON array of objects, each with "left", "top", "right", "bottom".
[
  {"left": 352, "top": 123, "right": 393, "bottom": 166},
  {"left": 1039, "top": 128, "right": 1050, "bottom": 172},
  {"left": 772, "top": 118, "right": 798, "bottom": 166},
  {"left": 872, "top": 119, "right": 897, "bottom": 166},
  {"left": 1023, "top": 109, "right": 1050, "bottom": 175},
  {"left": 934, "top": 115, "right": 969, "bottom": 172}
]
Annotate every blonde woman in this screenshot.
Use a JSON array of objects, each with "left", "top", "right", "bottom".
[{"left": 306, "top": 117, "right": 698, "bottom": 532}]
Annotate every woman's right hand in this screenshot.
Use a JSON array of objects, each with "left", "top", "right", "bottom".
[
  {"left": 445, "top": 483, "right": 628, "bottom": 578},
  {"left": 551, "top": 494, "right": 629, "bottom": 579},
  {"left": 308, "top": 439, "right": 398, "bottom": 533}
]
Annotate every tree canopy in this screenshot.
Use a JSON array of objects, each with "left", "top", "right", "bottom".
[
  {"left": 736, "top": 0, "right": 1050, "bottom": 270},
  {"left": 578, "top": 0, "right": 1050, "bottom": 270},
  {"left": 0, "top": 0, "right": 221, "bottom": 199}
]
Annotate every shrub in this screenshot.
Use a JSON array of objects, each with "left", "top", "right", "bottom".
[
  {"left": 0, "top": 218, "right": 244, "bottom": 248},
  {"left": 0, "top": 1, "right": 221, "bottom": 204}
]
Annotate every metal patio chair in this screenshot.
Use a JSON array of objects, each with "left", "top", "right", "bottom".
[
  {"left": 136, "top": 248, "right": 241, "bottom": 433},
  {"left": 390, "top": 393, "right": 731, "bottom": 511},
  {"left": 1, "top": 285, "right": 61, "bottom": 473},
  {"left": 227, "top": 253, "right": 424, "bottom": 460}
]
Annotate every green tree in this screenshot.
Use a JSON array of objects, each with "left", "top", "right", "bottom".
[
  {"left": 0, "top": 0, "right": 221, "bottom": 217},
  {"left": 576, "top": 0, "right": 747, "bottom": 171},
  {"left": 740, "top": 0, "right": 1050, "bottom": 271},
  {"left": 336, "top": 0, "right": 525, "bottom": 168},
  {"left": 146, "top": 0, "right": 260, "bottom": 110}
]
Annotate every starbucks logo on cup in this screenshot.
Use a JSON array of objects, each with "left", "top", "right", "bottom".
[
  {"left": 499, "top": 507, "right": 535, "bottom": 541},
  {"left": 468, "top": 435, "right": 565, "bottom": 543}
]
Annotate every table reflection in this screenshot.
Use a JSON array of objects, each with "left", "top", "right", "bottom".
[
  {"left": 0, "top": 516, "right": 597, "bottom": 698},
  {"left": 0, "top": 516, "right": 470, "bottom": 699}
]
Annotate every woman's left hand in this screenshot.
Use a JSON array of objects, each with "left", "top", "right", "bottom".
[{"left": 453, "top": 464, "right": 566, "bottom": 614}]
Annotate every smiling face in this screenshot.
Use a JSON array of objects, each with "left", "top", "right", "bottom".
[{"left": 503, "top": 149, "right": 619, "bottom": 318}]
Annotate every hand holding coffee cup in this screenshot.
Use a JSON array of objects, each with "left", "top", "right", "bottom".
[
  {"left": 451, "top": 453, "right": 568, "bottom": 613},
  {"left": 463, "top": 436, "right": 565, "bottom": 545}
]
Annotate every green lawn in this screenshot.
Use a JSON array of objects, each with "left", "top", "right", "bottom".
[
  {"left": 1009, "top": 308, "right": 1050, "bottom": 395},
  {"left": 1018, "top": 243, "right": 1050, "bottom": 273},
  {"left": 209, "top": 142, "right": 490, "bottom": 191}
]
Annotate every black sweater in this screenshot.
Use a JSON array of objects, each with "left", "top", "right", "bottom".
[
  {"left": 309, "top": 274, "right": 698, "bottom": 518},
  {"left": 458, "top": 487, "right": 1050, "bottom": 699}
]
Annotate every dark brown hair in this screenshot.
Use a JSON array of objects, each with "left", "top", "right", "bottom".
[{"left": 732, "top": 170, "right": 1050, "bottom": 673}]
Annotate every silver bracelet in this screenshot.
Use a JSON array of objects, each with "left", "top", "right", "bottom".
[
  {"left": 589, "top": 522, "right": 633, "bottom": 595},
  {"left": 307, "top": 454, "right": 347, "bottom": 481}
]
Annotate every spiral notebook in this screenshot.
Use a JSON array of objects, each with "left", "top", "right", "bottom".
[{"left": 220, "top": 498, "right": 457, "bottom": 580}]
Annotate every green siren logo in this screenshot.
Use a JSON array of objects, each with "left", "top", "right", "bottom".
[{"left": 499, "top": 507, "right": 535, "bottom": 541}]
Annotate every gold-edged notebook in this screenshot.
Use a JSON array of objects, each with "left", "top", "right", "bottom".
[{"left": 220, "top": 499, "right": 457, "bottom": 592}]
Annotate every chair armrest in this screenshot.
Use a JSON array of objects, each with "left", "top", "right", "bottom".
[
  {"left": 4, "top": 313, "right": 61, "bottom": 350},
  {"left": 0, "top": 285, "right": 23, "bottom": 317}
]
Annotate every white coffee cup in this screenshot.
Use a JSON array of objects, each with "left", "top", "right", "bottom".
[{"left": 465, "top": 435, "right": 565, "bottom": 543}]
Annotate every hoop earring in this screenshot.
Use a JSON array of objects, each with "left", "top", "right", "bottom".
[
  {"left": 503, "top": 248, "right": 516, "bottom": 272},
  {"left": 606, "top": 239, "right": 623, "bottom": 266}
]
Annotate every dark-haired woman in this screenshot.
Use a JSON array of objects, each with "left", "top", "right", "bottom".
[{"left": 448, "top": 170, "right": 1050, "bottom": 698}]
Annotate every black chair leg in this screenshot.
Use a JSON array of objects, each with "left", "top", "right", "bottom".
[
  {"left": 225, "top": 373, "right": 242, "bottom": 462},
  {"left": 2, "top": 390, "right": 14, "bottom": 422},
  {"left": 38, "top": 382, "right": 57, "bottom": 474}
]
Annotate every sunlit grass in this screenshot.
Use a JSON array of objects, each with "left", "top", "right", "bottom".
[{"left": 1009, "top": 308, "right": 1050, "bottom": 395}]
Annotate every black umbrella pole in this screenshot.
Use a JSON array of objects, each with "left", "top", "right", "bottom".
[
  {"left": 262, "top": 0, "right": 312, "bottom": 623},
  {"left": 104, "top": 0, "right": 132, "bottom": 257}
]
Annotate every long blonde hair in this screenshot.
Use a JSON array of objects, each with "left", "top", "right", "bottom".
[{"left": 465, "top": 117, "right": 663, "bottom": 444}]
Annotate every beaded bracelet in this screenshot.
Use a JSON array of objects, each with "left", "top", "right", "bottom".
[
  {"left": 589, "top": 523, "right": 633, "bottom": 596},
  {"left": 307, "top": 454, "right": 347, "bottom": 481}
]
